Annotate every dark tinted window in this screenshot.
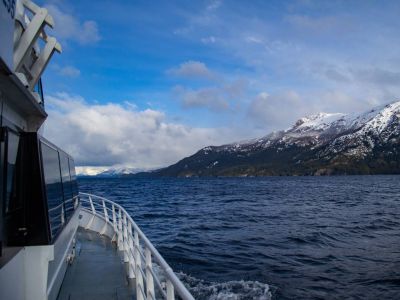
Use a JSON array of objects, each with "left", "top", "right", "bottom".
[
  {"left": 41, "top": 142, "right": 64, "bottom": 237},
  {"left": 69, "top": 158, "right": 78, "bottom": 197},
  {"left": 1, "top": 129, "right": 22, "bottom": 248},
  {"left": 60, "top": 153, "right": 74, "bottom": 220},
  {"left": 5, "top": 131, "right": 20, "bottom": 213}
]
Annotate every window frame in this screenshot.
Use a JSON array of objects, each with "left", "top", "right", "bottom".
[{"left": 38, "top": 137, "right": 79, "bottom": 241}]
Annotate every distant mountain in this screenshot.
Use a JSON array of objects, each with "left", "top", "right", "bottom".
[
  {"left": 77, "top": 167, "right": 142, "bottom": 177},
  {"left": 97, "top": 167, "right": 137, "bottom": 177},
  {"left": 140, "top": 101, "right": 400, "bottom": 177}
]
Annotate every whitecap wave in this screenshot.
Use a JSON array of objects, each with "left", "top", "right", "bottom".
[{"left": 178, "top": 272, "right": 272, "bottom": 300}]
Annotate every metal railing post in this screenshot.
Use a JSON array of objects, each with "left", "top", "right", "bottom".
[
  {"left": 118, "top": 208, "right": 123, "bottom": 251},
  {"left": 85, "top": 195, "right": 97, "bottom": 230},
  {"left": 127, "top": 222, "right": 135, "bottom": 279},
  {"left": 167, "top": 280, "right": 175, "bottom": 300},
  {"left": 146, "top": 247, "right": 155, "bottom": 299},
  {"left": 102, "top": 200, "right": 109, "bottom": 223},
  {"left": 123, "top": 213, "right": 129, "bottom": 263},
  {"left": 112, "top": 205, "right": 117, "bottom": 231},
  {"left": 99, "top": 199, "right": 109, "bottom": 235},
  {"left": 111, "top": 204, "right": 117, "bottom": 243},
  {"left": 89, "top": 196, "right": 96, "bottom": 215},
  {"left": 134, "top": 231, "right": 144, "bottom": 300}
]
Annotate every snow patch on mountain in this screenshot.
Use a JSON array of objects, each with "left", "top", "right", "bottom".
[
  {"left": 98, "top": 167, "right": 138, "bottom": 176},
  {"left": 293, "top": 112, "right": 345, "bottom": 131},
  {"left": 77, "top": 166, "right": 151, "bottom": 176},
  {"left": 200, "top": 100, "right": 400, "bottom": 159},
  {"left": 147, "top": 100, "right": 400, "bottom": 177}
]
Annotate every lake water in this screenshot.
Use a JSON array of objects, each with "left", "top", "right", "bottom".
[{"left": 78, "top": 176, "right": 400, "bottom": 299}]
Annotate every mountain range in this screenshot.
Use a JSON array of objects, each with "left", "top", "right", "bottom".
[
  {"left": 136, "top": 101, "right": 400, "bottom": 177},
  {"left": 77, "top": 167, "right": 143, "bottom": 177}
]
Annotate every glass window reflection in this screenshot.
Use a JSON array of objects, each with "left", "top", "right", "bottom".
[{"left": 41, "top": 142, "right": 64, "bottom": 237}]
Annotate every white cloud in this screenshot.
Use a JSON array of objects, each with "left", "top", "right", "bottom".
[
  {"left": 246, "top": 89, "right": 380, "bottom": 132},
  {"left": 167, "top": 60, "right": 247, "bottom": 112},
  {"left": 172, "top": 78, "right": 247, "bottom": 112},
  {"left": 173, "top": 86, "right": 229, "bottom": 111},
  {"left": 58, "top": 65, "right": 80, "bottom": 77},
  {"left": 324, "top": 68, "right": 349, "bottom": 83},
  {"left": 167, "top": 61, "right": 215, "bottom": 80},
  {"left": 172, "top": 1, "right": 400, "bottom": 113},
  {"left": 43, "top": 93, "right": 239, "bottom": 168},
  {"left": 207, "top": 0, "right": 222, "bottom": 11},
  {"left": 284, "top": 14, "right": 350, "bottom": 35},
  {"left": 248, "top": 91, "right": 305, "bottom": 130},
  {"left": 46, "top": 4, "right": 101, "bottom": 45},
  {"left": 75, "top": 166, "right": 108, "bottom": 176},
  {"left": 351, "top": 68, "right": 400, "bottom": 87},
  {"left": 245, "top": 36, "right": 263, "bottom": 44},
  {"left": 201, "top": 36, "right": 217, "bottom": 44}
]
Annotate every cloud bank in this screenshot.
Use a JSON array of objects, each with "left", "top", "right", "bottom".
[{"left": 43, "top": 93, "right": 238, "bottom": 169}]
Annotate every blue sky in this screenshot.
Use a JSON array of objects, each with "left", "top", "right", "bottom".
[{"left": 38, "top": 0, "right": 400, "bottom": 172}]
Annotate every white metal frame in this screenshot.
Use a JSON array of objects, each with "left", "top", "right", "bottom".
[
  {"left": 14, "top": 0, "right": 62, "bottom": 91},
  {"left": 79, "top": 192, "right": 195, "bottom": 300}
]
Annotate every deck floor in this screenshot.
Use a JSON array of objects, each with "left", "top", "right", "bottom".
[{"left": 57, "top": 228, "right": 135, "bottom": 300}]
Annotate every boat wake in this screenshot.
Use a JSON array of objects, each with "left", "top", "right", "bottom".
[{"left": 178, "top": 272, "right": 272, "bottom": 300}]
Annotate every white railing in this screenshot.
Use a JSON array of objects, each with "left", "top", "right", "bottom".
[{"left": 78, "top": 192, "right": 195, "bottom": 300}]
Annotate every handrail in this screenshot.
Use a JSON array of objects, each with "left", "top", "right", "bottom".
[{"left": 79, "top": 192, "right": 195, "bottom": 300}]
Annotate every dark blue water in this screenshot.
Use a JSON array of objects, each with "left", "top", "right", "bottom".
[{"left": 78, "top": 176, "right": 400, "bottom": 299}]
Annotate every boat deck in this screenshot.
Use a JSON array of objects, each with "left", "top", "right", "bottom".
[{"left": 57, "top": 228, "right": 135, "bottom": 300}]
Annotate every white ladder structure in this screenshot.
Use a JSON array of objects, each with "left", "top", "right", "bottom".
[{"left": 13, "top": 0, "right": 62, "bottom": 96}]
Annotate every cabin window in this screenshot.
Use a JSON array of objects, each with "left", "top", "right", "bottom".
[
  {"left": 4, "top": 131, "right": 20, "bottom": 213},
  {"left": 1, "top": 129, "right": 22, "bottom": 250},
  {"left": 41, "top": 142, "right": 64, "bottom": 238},
  {"left": 2, "top": 132, "right": 78, "bottom": 246},
  {"left": 60, "top": 153, "right": 74, "bottom": 220},
  {"left": 69, "top": 158, "right": 79, "bottom": 198}
]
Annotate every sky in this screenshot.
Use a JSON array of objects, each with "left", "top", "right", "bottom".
[{"left": 37, "top": 0, "right": 400, "bottom": 173}]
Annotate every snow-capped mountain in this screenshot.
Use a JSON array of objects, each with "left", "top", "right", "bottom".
[
  {"left": 222, "top": 101, "right": 400, "bottom": 156},
  {"left": 148, "top": 101, "right": 400, "bottom": 177},
  {"left": 77, "top": 166, "right": 144, "bottom": 177},
  {"left": 97, "top": 167, "right": 138, "bottom": 177}
]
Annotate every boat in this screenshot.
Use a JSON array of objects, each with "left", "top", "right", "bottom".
[{"left": 0, "top": 1, "right": 195, "bottom": 299}]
